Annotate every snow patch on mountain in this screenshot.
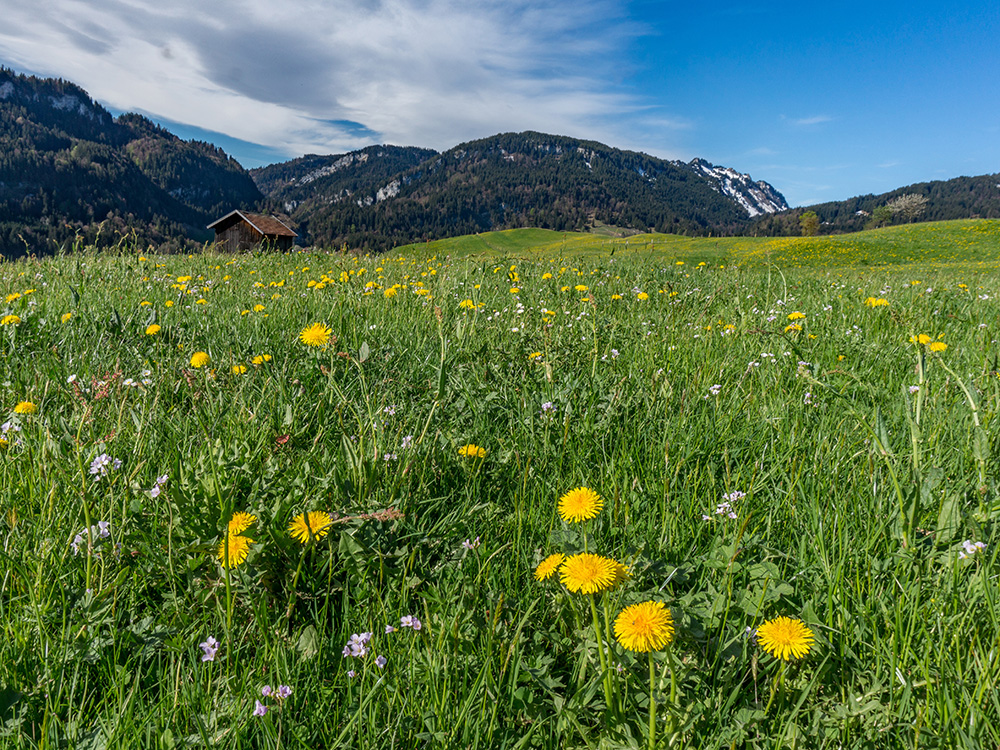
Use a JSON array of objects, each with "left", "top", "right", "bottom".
[
  {"left": 298, "top": 152, "right": 370, "bottom": 186},
  {"left": 685, "top": 158, "right": 788, "bottom": 217},
  {"left": 48, "top": 94, "right": 98, "bottom": 120}
]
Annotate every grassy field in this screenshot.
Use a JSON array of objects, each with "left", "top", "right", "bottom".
[
  {"left": 2, "top": 220, "right": 1000, "bottom": 748},
  {"left": 401, "top": 219, "right": 1000, "bottom": 269}
]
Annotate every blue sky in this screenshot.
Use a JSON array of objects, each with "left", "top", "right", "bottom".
[{"left": 1, "top": 0, "right": 997, "bottom": 206}]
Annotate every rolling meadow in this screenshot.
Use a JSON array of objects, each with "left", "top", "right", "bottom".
[{"left": 3, "top": 219, "right": 1000, "bottom": 749}]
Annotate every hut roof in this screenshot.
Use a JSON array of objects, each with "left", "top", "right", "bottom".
[{"left": 208, "top": 210, "right": 297, "bottom": 237}]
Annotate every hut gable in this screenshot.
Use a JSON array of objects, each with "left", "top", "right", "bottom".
[{"left": 208, "top": 210, "right": 297, "bottom": 251}]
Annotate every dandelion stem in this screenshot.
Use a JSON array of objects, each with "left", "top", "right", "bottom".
[
  {"left": 589, "top": 593, "right": 613, "bottom": 713},
  {"left": 648, "top": 650, "right": 657, "bottom": 750},
  {"left": 764, "top": 660, "right": 786, "bottom": 714}
]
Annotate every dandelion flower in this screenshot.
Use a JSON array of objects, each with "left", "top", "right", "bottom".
[
  {"left": 459, "top": 299, "right": 476, "bottom": 310},
  {"left": 928, "top": 341, "right": 947, "bottom": 353},
  {"left": 558, "top": 487, "right": 603, "bottom": 523},
  {"left": 145, "top": 324, "right": 161, "bottom": 335},
  {"left": 559, "top": 553, "right": 618, "bottom": 594},
  {"left": 13, "top": 401, "right": 36, "bottom": 414},
  {"left": 910, "top": 334, "right": 932, "bottom": 345},
  {"left": 251, "top": 354, "right": 272, "bottom": 365},
  {"left": 611, "top": 560, "right": 631, "bottom": 587},
  {"left": 218, "top": 534, "right": 254, "bottom": 568},
  {"left": 288, "top": 510, "right": 334, "bottom": 544},
  {"left": 1, "top": 315, "right": 21, "bottom": 326},
  {"left": 299, "top": 322, "right": 332, "bottom": 347},
  {"left": 756, "top": 616, "right": 815, "bottom": 660},
  {"left": 227, "top": 512, "right": 257, "bottom": 535},
  {"left": 61, "top": 312, "right": 73, "bottom": 323},
  {"left": 786, "top": 311, "right": 806, "bottom": 321},
  {"left": 190, "top": 351, "right": 211, "bottom": 368},
  {"left": 534, "top": 553, "right": 566, "bottom": 581},
  {"left": 458, "top": 444, "right": 486, "bottom": 458},
  {"left": 614, "top": 601, "right": 674, "bottom": 652},
  {"left": 232, "top": 364, "right": 247, "bottom": 375}
]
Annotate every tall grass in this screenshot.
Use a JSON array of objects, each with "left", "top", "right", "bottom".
[{"left": 1, "top": 230, "right": 998, "bottom": 748}]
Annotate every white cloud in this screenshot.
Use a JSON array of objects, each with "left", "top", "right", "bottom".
[
  {"left": 0, "top": 0, "right": 671, "bottom": 159},
  {"left": 789, "top": 115, "right": 833, "bottom": 127}
]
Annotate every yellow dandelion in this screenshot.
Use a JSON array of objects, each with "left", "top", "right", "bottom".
[
  {"left": 288, "top": 511, "right": 334, "bottom": 544},
  {"left": 459, "top": 299, "right": 476, "bottom": 310},
  {"left": 383, "top": 287, "right": 397, "bottom": 298},
  {"left": 61, "top": 312, "right": 73, "bottom": 323},
  {"left": 559, "top": 553, "right": 618, "bottom": 594},
  {"left": 636, "top": 292, "right": 649, "bottom": 300},
  {"left": 164, "top": 300, "right": 174, "bottom": 307},
  {"left": 227, "top": 511, "right": 257, "bottom": 535},
  {"left": 784, "top": 323, "right": 802, "bottom": 333},
  {"left": 13, "top": 401, "right": 37, "bottom": 414},
  {"left": 1, "top": 315, "right": 21, "bottom": 326},
  {"left": 755, "top": 616, "right": 815, "bottom": 660},
  {"left": 253, "top": 304, "right": 266, "bottom": 312},
  {"left": 786, "top": 311, "right": 806, "bottom": 321},
  {"left": 910, "top": 334, "right": 932, "bottom": 345},
  {"left": 218, "top": 534, "right": 254, "bottom": 569},
  {"left": 928, "top": 341, "right": 947, "bottom": 353},
  {"left": 299, "top": 322, "right": 332, "bottom": 347},
  {"left": 232, "top": 364, "right": 247, "bottom": 375},
  {"left": 458, "top": 444, "right": 487, "bottom": 458},
  {"left": 534, "top": 553, "right": 566, "bottom": 581},
  {"left": 611, "top": 560, "right": 631, "bottom": 587},
  {"left": 865, "top": 297, "right": 889, "bottom": 307},
  {"left": 558, "top": 487, "right": 603, "bottom": 523},
  {"left": 251, "top": 354, "right": 272, "bottom": 365},
  {"left": 145, "top": 324, "right": 161, "bottom": 335},
  {"left": 190, "top": 351, "right": 211, "bottom": 368},
  {"left": 614, "top": 601, "right": 674, "bottom": 652}
]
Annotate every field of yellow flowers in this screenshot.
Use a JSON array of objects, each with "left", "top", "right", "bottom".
[{"left": 2, "top": 223, "right": 999, "bottom": 748}]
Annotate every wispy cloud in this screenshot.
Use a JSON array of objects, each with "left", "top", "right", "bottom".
[
  {"left": 789, "top": 115, "right": 833, "bottom": 127},
  {"left": 0, "top": 0, "right": 669, "bottom": 160}
]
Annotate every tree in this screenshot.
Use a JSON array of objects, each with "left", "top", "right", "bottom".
[
  {"left": 868, "top": 205, "right": 893, "bottom": 229},
  {"left": 799, "top": 210, "right": 820, "bottom": 236},
  {"left": 886, "top": 193, "right": 928, "bottom": 222}
]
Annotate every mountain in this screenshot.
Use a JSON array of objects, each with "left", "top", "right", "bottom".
[
  {"left": 253, "top": 132, "right": 788, "bottom": 251},
  {"left": 750, "top": 173, "right": 1000, "bottom": 236},
  {"left": 250, "top": 145, "right": 438, "bottom": 215},
  {"left": 0, "top": 68, "right": 262, "bottom": 256}
]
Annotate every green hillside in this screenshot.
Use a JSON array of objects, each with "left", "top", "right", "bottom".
[{"left": 399, "top": 219, "right": 1000, "bottom": 268}]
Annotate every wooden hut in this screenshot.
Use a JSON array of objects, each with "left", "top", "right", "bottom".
[{"left": 208, "top": 210, "right": 297, "bottom": 251}]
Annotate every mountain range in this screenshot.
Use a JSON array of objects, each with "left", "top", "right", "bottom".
[
  {"left": 0, "top": 68, "right": 261, "bottom": 255},
  {"left": 1, "top": 67, "right": 997, "bottom": 256},
  {"left": 250, "top": 134, "right": 788, "bottom": 251}
]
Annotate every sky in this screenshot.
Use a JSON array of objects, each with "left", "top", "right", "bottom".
[{"left": 1, "top": 0, "right": 998, "bottom": 207}]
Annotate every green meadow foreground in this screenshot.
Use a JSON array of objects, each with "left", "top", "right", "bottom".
[{"left": 2, "top": 220, "right": 1000, "bottom": 748}]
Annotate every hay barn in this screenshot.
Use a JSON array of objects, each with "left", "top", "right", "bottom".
[{"left": 208, "top": 210, "right": 297, "bottom": 251}]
